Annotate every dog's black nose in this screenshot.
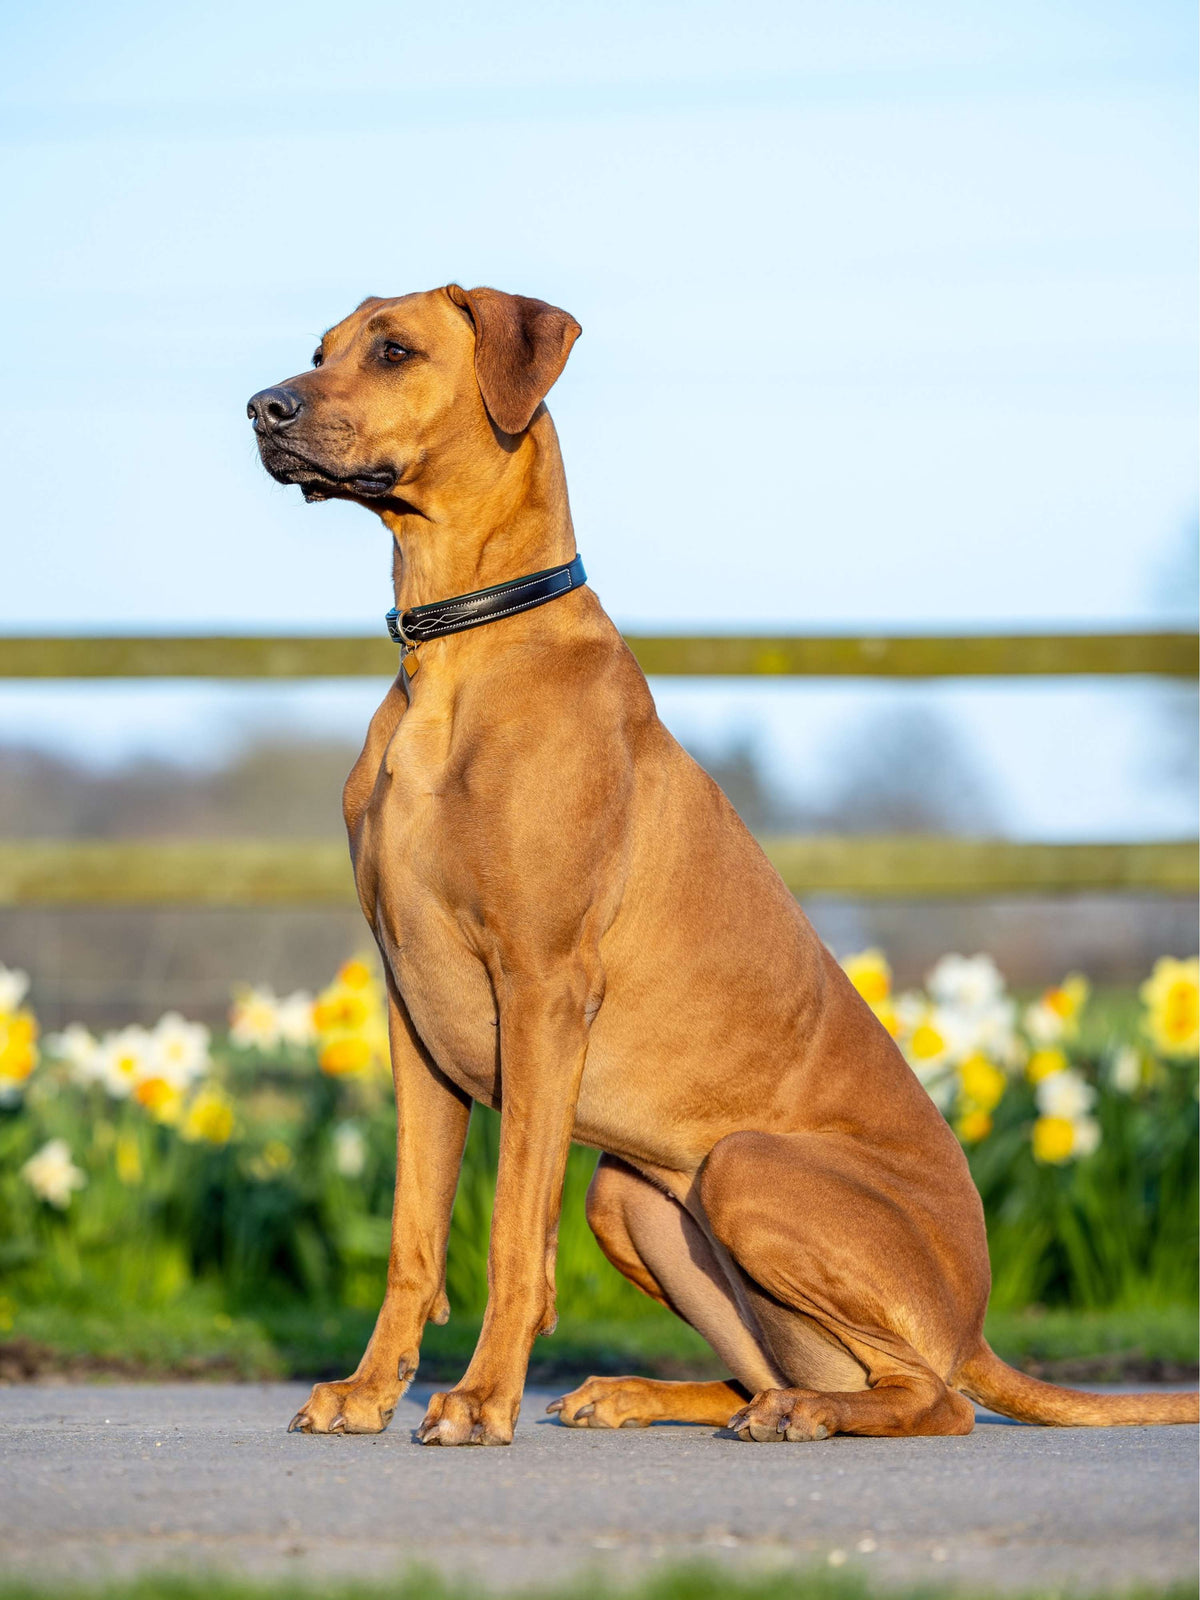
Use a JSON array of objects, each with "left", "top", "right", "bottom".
[{"left": 247, "top": 386, "right": 303, "bottom": 431}]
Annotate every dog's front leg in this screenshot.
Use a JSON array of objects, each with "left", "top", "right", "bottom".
[
  {"left": 416, "top": 971, "right": 591, "bottom": 1446},
  {"left": 289, "top": 982, "right": 471, "bottom": 1434}
]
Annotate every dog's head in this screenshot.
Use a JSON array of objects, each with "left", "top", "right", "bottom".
[{"left": 247, "top": 286, "right": 581, "bottom": 508}]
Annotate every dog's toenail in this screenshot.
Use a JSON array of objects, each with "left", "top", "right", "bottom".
[
  {"left": 545, "top": 1399, "right": 564, "bottom": 1414},
  {"left": 576, "top": 1402, "right": 595, "bottom": 1418}
]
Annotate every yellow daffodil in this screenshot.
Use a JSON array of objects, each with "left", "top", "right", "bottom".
[
  {"left": 1032, "top": 1110, "right": 1100, "bottom": 1164},
  {"left": 1032, "top": 1114, "right": 1075, "bottom": 1164},
  {"left": 908, "top": 1021, "right": 947, "bottom": 1064},
  {"left": 182, "top": 1087, "right": 235, "bottom": 1145},
  {"left": 0, "top": 1009, "right": 39, "bottom": 1091},
  {"left": 313, "top": 988, "right": 371, "bottom": 1033},
  {"left": 319, "top": 1034, "right": 373, "bottom": 1076},
  {"left": 133, "top": 1076, "right": 184, "bottom": 1125},
  {"left": 115, "top": 1132, "right": 143, "bottom": 1185},
  {"left": 842, "top": 949, "right": 892, "bottom": 1007},
  {"left": 247, "top": 1138, "right": 294, "bottom": 1180},
  {"left": 1026, "top": 1046, "right": 1069, "bottom": 1085},
  {"left": 313, "top": 956, "right": 389, "bottom": 1077},
  {"left": 958, "top": 1054, "right": 1006, "bottom": 1114},
  {"left": 956, "top": 1108, "right": 993, "bottom": 1144},
  {"left": 1139, "top": 956, "right": 1200, "bottom": 1058}
]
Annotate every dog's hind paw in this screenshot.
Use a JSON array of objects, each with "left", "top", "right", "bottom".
[{"left": 548, "top": 1376, "right": 656, "bottom": 1429}]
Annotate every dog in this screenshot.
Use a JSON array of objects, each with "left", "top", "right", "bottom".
[{"left": 249, "top": 285, "right": 1198, "bottom": 1445}]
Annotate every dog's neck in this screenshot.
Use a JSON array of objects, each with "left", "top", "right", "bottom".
[{"left": 382, "top": 409, "right": 576, "bottom": 611}]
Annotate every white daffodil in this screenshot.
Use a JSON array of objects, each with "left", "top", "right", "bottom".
[
  {"left": 1071, "top": 1115, "right": 1102, "bottom": 1158},
  {"left": 229, "top": 985, "right": 283, "bottom": 1050},
  {"left": 149, "top": 1013, "right": 211, "bottom": 1089},
  {"left": 277, "top": 991, "right": 317, "bottom": 1048},
  {"left": 96, "top": 1026, "right": 154, "bottom": 1098},
  {"left": 893, "top": 991, "right": 929, "bottom": 1035},
  {"left": 0, "top": 964, "right": 31, "bottom": 1014},
  {"left": 21, "top": 1137, "right": 87, "bottom": 1208},
  {"left": 45, "top": 1023, "right": 104, "bottom": 1085},
  {"left": 332, "top": 1121, "right": 367, "bottom": 1178},
  {"left": 912, "top": 1059, "right": 958, "bottom": 1113},
  {"left": 1023, "top": 997, "right": 1065, "bottom": 1046},
  {"left": 1109, "top": 1046, "right": 1143, "bottom": 1095},
  {"left": 926, "top": 954, "right": 1006, "bottom": 1013},
  {"left": 1036, "top": 1067, "right": 1096, "bottom": 1121}
]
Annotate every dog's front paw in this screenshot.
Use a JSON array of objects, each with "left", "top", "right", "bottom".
[
  {"left": 288, "top": 1377, "right": 399, "bottom": 1436},
  {"left": 546, "top": 1375, "right": 655, "bottom": 1429},
  {"left": 416, "top": 1387, "right": 516, "bottom": 1446},
  {"left": 728, "top": 1387, "right": 834, "bottom": 1442}
]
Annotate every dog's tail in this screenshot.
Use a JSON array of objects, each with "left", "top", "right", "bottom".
[{"left": 957, "top": 1341, "right": 1198, "bottom": 1427}]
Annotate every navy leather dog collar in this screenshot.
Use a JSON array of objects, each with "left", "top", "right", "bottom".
[{"left": 386, "top": 553, "right": 587, "bottom": 653}]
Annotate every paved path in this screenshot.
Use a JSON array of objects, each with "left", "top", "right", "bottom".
[{"left": 1, "top": 1383, "right": 1196, "bottom": 1591}]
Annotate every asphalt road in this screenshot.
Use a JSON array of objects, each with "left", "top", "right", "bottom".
[{"left": 1, "top": 1383, "right": 1196, "bottom": 1591}]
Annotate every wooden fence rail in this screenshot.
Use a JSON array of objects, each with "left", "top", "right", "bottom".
[
  {"left": 0, "top": 632, "right": 1195, "bottom": 680},
  {"left": 1, "top": 632, "right": 1195, "bottom": 901},
  {"left": 0, "top": 838, "right": 1194, "bottom": 906}
]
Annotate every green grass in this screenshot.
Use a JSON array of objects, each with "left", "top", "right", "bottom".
[
  {"left": 6, "top": 1295, "right": 1194, "bottom": 1385},
  {"left": 0, "top": 1571, "right": 1194, "bottom": 1600}
]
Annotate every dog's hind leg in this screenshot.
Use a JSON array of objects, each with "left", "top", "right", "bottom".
[
  {"left": 547, "top": 1154, "right": 785, "bottom": 1429},
  {"left": 700, "top": 1129, "right": 982, "bottom": 1442}
]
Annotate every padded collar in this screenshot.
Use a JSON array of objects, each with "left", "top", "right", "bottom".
[{"left": 386, "top": 553, "right": 587, "bottom": 653}]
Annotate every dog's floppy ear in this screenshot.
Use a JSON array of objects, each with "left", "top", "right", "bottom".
[{"left": 446, "top": 285, "right": 581, "bottom": 435}]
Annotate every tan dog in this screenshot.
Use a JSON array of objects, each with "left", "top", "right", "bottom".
[{"left": 249, "top": 285, "right": 1198, "bottom": 1445}]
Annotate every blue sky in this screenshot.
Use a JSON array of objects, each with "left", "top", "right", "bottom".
[{"left": 0, "top": 0, "right": 1196, "bottom": 837}]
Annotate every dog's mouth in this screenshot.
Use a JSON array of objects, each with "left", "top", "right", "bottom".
[{"left": 257, "top": 439, "right": 397, "bottom": 503}]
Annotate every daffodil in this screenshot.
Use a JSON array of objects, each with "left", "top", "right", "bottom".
[
  {"left": 229, "top": 985, "right": 284, "bottom": 1050},
  {"left": 1032, "top": 1112, "right": 1100, "bottom": 1164},
  {"left": 0, "top": 1009, "right": 38, "bottom": 1093},
  {"left": 276, "top": 991, "right": 316, "bottom": 1048},
  {"left": 955, "top": 1108, "right": 993, "bottom": 1144},
  {"left": 115, "top": 1132, "right": 143, "bottom": 1185},
  {"left": 1108, "top": 1045, "right": 1144, "bottom": 1095},
  {"left": 1035, "top": 1067, "right": 1096, "bottom": 1121},
  {"left": 1139, "top": 956, "right": 1200, "bottom": 1058},
  {"left": 0, "top": 964, "right": 31, "bottom": 1014},
  {"left": 1026, "top": 1046, "right": 1069, "bottom": 1085},
  {"left": 96, "top": 1026, "right": 154, "bottom": 1099},
  {"left": 319, "top": 1034, "right": 373, "bottom": 1076},
  {"left": 46, "top": 1023, "right": 103, "bottom": 1085},
  {"left": 313, "top": 957, "right": 388, "bottom": 1077},
  {"left": 926, "top": 954, "right": 1006, "bottom": 1013},
  {"left": 958, "top": 1054, "right": 1006, "bottom": 1115},
  {"left": 332, "top": 1121, "right": 367, "bottom": 1178},
  {"left": 842, "top": 949, "right": 892, "bottom": 1007},
  {"left": 181, "top": 1087, "right": 235, "bottom": 1144},
  {"left": 247, "top": 1138, "right": 294, "bottom": 1180},
  {"left": 150, "top": 1013, "right": 210, "bottom": 1087},
  {"left": 21, "top": 1138, "right": 86, "bottom": 1208},
  {"left": 1032, "top": 1114, "right": 1075, "bottom": 1164}
]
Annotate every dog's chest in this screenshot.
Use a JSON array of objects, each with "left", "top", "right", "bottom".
[{"left": 351, "top": 715, "right": 503, "bottom": 1105}]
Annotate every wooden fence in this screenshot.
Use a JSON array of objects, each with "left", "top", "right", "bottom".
[{"left": 1, "top": 631, "right": 1195, "bottom": 903}]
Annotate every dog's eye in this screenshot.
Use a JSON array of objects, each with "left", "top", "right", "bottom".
[
  {"left": 311, "top": 349, "right": 324, "bottom": 368},
  {"left": 382, "top": 342, "right": 411, "bottom": 364}
]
